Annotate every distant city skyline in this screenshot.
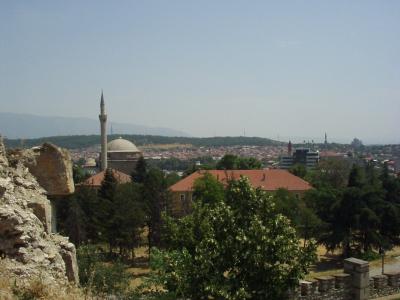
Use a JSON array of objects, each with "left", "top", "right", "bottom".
[{"left": 1, "top": 1, "right": 399, "bottom": 144}]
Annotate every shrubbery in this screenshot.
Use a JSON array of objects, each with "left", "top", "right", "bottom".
[
  {"left": 77, "top": 245, "right": 131, "bottom": 296},
  {"left": 141, "top": 175, "right": 316, "bottom": 300}
]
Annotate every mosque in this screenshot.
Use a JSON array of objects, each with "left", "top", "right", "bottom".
[
  {"left": 81, "top": 92, "right": 142, "bottom": 187},
  {"left": 97, "top": 92, "right": 142, "bottom": 175}
]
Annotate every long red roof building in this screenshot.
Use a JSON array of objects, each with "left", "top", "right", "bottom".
[{"left": 170, "top": 169, "right": 313, "bottom": 193}]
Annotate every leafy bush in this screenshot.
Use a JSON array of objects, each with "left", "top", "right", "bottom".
[
  {"left": 359, "top": 250, "right": 381, "bottom": 261},
  {"left": 145, "top": 176, "right": 316, "bottom": 300},
  {"left": 77, "top": 245, "right": 131, "bottom": 296}
]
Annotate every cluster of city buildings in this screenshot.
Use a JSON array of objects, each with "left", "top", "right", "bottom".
[
  {"left": 78, "top": 93, "right": 344, "bottom": 217},
  {"left": 77, "top": 93, "right": 399, "bottom": 205}
]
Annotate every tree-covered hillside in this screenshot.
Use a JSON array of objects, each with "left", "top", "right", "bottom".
[{"left": 4, "top": 134, "right": 285, "bottom": 149}]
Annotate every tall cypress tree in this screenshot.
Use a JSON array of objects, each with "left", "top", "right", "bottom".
[
  {"left": 65, "top": 197, "right": 87, "bottom": 246},
  {"left": 98, "top": 168, "right": 119, "bottom": 254},
  {"left": 142, "top": 168, "right": 168, "bottom": 251},
  {"left": 348, "top": 164, "right": 365, "bottom": 188},
  {"left": 99, "top": 168, "right": 118, "bottom": 200},
  {"left": 132, "top": 156, "right": 147, "bottom": 183}
]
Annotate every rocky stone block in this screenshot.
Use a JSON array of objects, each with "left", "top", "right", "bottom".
[
  {"left": 334, "top": 273, "right": 351, "bottom": 289},
  {"left": 316, "top": 275, "right": 335, "bottom": 293},
  {"left": 25, "top": 143, "right": 75, "bottom": 196},
  {"left": 373, "top": 274, "right": 388, "bottom": 289},
  {"left": 384, "top": 271, "right": 400, "bottom": 288},
  {"left": 27, "top": 198, "right": 52, "bottom": 234},
  {"left": 0, "top": 135, "right": 8, "bottom": 166}
]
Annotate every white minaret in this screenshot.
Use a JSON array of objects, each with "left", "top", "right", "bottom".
[{"left": 99, "top": 91, "right": 108, "bottom": 170}]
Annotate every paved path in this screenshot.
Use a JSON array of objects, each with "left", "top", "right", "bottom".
[
  {"left": 373, "top": 294, "right": 400, "bottom": 300},
  {"left": 370, "top": 256, "right": 400, "bottom": 276}
]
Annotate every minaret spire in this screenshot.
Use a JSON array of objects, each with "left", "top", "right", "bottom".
[
  {"left": 99, "top": 91, "right": 108, "bottom": 170},
  {"left": 100, "top": 90, "right": 105, "bottom": 113}
]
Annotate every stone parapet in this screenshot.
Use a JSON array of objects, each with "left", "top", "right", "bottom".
[
  {"left": 384, "top": 271, "right": 400, "bottom": 288},
  {"left": 370, "top": 272, "right": 400, "bottom": 299},
  {"left": 293, "top": 258, "right": 400, "bottom": 300},
  {"left": 297, "top": 273, "right": 352, "bottom": 300}
]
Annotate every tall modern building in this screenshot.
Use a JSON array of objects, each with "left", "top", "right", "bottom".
[{"left": 280, "top": 142, "right": 319, "bottom": 169}]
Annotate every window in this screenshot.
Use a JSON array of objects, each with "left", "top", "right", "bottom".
[{"left": 180, "top": 194, "right": 186, "bottom": 202}]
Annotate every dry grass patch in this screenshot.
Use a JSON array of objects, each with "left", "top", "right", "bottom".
[{"left": 128, "top": 246, "right": 150, "bottom": 289}]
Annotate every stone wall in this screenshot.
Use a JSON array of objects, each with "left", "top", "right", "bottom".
[
  {"left": 292, "top": 258, "right": 400, "bottom": 300},
  {"left": 296, "top": 274, "right": 352, "bottom": 300},
  {"left": 369, "top": 272, "right": 400, "bottom": 299}
]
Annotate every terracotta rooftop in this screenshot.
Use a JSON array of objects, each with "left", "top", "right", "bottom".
[
  {"left": 169, "top": 169, "right": 313, "bottom": 192},
  {"left": 81, "top": 169, "right": 131, "bottom": 187}
]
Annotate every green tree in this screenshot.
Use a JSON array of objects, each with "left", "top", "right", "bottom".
[
  {"left": 307, "top": 158, "right": 351, "bottom": 189},
  {"left": 216, "top": 154, "right": 263, "bottom": 170},
  {"left": 348, "top": 164, "right": 365, "bottom": 188},
  {"left": 75, "top": 186, "right": 102, "bottom": 242},
  {"left": 236, "top": 157, "right": 263, "bottom": 169},
  {"left": 99, "top": 168, "right": 118, "bottom": 200},
  {"left": 351, "top": 138, "right": 364, "bottom": 150},
  {"left": 64, "top": 196, "right": 87, "bottom": 246},
  {"left": 216, "top": 154, "right": 237, "bottom": 169},
  {"left": 381, "top": 162, "right": 400, "bottom": 204},
  {"left": 132, "top": 156, "right": 147, "bottom": 183},
  {"left": 142, "top": 168, "right": 170, "bottom": 250},
  {"left": 192, "top": 172, "right": 225, "bottom": 205},
  {"left": 165, "top": 172, "right": 181, "bottom": 187},
  {"left": 273, "top": 189, "right": 321, "bottom": 246},
  {"left": 98, "top": 168, "right": 119, "bottom": 253},
  {"left": 273, "top": 189, "right": 300, "bottom": 225},
  {"left": 72, "top": 165, "right": 90, "bottom": 184},
  {"left": 113, "top": 183, "right": 146, "bottom": 258},
  {"left": 306, "top": 162, "right": 400, "bottom": 257},
  {"left": 77, "top": 245, "right": 132, "bottom": 296},
  {"left": 150, "top": 177, "right": 316, "bottom": 299},
  {"left": 289, "top": 163, "right": 307, "bottom": 179},
  {"left": 55, "top": 187, "right": 99, "bottom": 245}
]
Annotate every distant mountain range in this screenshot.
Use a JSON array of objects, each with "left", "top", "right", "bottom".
[{"left": 0, "top": 112, "right": 189, "bottom": 139}]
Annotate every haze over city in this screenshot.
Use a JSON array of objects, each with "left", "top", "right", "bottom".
[{"left": 1, "top": 1, "right": 399, "bottom": 144}]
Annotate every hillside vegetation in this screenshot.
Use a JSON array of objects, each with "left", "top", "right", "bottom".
[{"left": 5, "top": 134, "right": 284, "bottom": 149}]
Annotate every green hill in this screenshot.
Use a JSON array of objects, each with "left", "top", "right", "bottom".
[{"left": 4, "top": 135, "right": 285, "bottom": 149}]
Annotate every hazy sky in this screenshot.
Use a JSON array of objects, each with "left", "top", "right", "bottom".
[{"left": 1, "top": 1, "right": 399, "bottom": 144}]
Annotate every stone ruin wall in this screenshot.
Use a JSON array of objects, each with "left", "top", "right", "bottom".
[
  {"left": 0, "top": 137, "right": 78, "bottom": 287},
  {"left": 292, "top": 258, "right": 400, "bottom": 300}
]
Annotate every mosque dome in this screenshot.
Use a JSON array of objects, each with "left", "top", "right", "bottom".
[{"left": 107, "top": 137, "right": 140, "bottom": 152}]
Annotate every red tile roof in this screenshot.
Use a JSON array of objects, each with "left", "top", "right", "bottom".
[
  {"left": 169, "top": 169, "right": 312, "bottom": 192},
  {"left": 81, "top": 169, "right": 131, "bottom": 187}
]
